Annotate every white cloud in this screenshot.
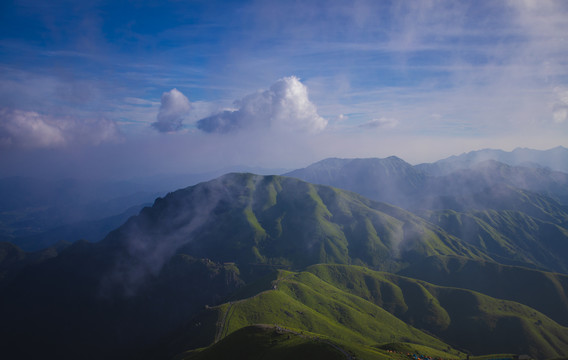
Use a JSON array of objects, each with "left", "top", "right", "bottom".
[
  {"left": 124, "top": 97, "right": 159, "bottom": 106},
  {"left": 553, "top": 87, "right": 568, "bottom": 123},
  {"left": 197, "top": 76, "right": 327, "bottom": 134},
  {"left": 0, "top": 108, "right": 121, "bottom": 149},
  {"left": 553, "top": 107, "right": 568, "bottom": 124},
  {"left": 359, "top": 117, "right": 399, "bottom": 129},
  {"left": 152, "top": 88, "right": 191, "bottom": 133}
]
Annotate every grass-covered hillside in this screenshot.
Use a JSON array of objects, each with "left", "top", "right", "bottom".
[
  {"left": 3, "top": 172, "right": 568, "bottom": 359},
  {"left": 306, "top": 264, "right": 568, "bottom": 358},
  {"left": 399, "top": 255, "right": 568, "bottom": 328},
  {"left": 419, "top": 209, "right": 568, "bottom": 273},
  {"left": 108, "top": 172, "right": 486, "bottom": 272},
  {"left": 169, "top": 265, "right": 568, "bottom": 359},
  {"left": 177, "top": 325, "right": 351, "bottom": 360},
  {"left": 177, "top": 324, "right": 464, "bottom": 360}
]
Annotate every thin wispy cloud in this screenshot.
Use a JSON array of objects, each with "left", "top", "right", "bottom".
[
  {"left": 553, "top": 87, "right": 568, "bottom": 124},
  {"left": 359, "top": 118, "right": 399, "bottom": 130}
]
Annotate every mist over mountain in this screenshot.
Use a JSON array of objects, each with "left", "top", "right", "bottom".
[
  {"left": 3, "top": 147, "right": 568, "bottom": 359},
  {"left": 285, "top": 151, "right": 568, "bottom": 275},
  {"left": 421, "top": 160, "right": 568, "bottom": 208},
  {"left": 90, "top": 173, "right": 484, "bottom": 291},
  {"left": 286, "top": 149, "right": 568, "bottom": 210},
  {"left": 416, "top": 146, "right": 568, "bottom": 175},
  {"left": 285, "top": 156, "right": 425, "bottom": 208},
  {"left": 3, "top": 167, "right": 568, "bottom": 359}
]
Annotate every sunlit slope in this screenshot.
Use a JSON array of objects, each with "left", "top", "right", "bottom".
[
  {"left": 143, "top": 173, "right": 486, "bottom": 269},
  {"left": 221, "top": 272, "right": 450, "bottom": 349},
  {"left": 307, "top": 264, "right": 568, "bottom": 359},
  {"left": 105, "top": 173, "right": 568, "bottom": 275},
  {"left": 399, "top": 255, "right": 568, "bottom": 327},
  {"left": 177, "top": 325, "right": 350, "bottom": 360},
  {"left": 177, "top": 264, "right": 568, "bottom": 358},
  {"left": 421, "top": 184, "right": 568, "bottom": 225},
  {"left": 181, "top": 269, "right": 462, "bottom": 359},
  {"left": 420, "top": 209, "right": 568, "bottom": 273},
  {"left": 177, "top": 324, "right": 462, "bottom": 360}
]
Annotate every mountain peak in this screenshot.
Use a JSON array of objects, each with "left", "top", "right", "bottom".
[
  {"left": 284, "top": 156, "right": 423, "bottom": 207},
  {"left": 293, "top": 156, "right": 412, "bottom": 171}
]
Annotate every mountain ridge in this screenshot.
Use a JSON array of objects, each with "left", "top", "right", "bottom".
[
  {"left": 416, "top": 146, "right": 568, "bottom": 175},
  {"left": 3, "top": 162, "right": 568, "bottom": 359}
]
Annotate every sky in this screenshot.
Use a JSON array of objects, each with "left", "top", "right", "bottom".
[{"left": 1, "top": 0, "right": 568, "bottom": 180}]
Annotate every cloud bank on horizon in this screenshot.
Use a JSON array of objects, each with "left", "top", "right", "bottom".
[
  {"left": 0, "top": 108, "right": 121, "bottom": 149},
  {"left": 0, "top": 0, "right": 567, "bottom": 178}
]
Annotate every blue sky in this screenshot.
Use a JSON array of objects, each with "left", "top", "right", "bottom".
[{"left": 1, "top": 0, "right": 567, "bottom": 179}]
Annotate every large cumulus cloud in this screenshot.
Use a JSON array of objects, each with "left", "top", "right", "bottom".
[
  {"left": 152, "top": 88, "right": 191, "bottom": 133},
  {"left": 197, "top": 76, "right": 327, "bottom": 134},
  {"left": 0, "top": 108, "right": 121, "bottom": 149}
]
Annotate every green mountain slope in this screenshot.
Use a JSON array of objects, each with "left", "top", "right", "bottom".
[
  {"left": 108, "top": 173, "right": 485, "bottom": 273},
  {"left": 171, "top": 264, "right": 568, "bottom": 359},
  {"left": 176, "top": 324, "right": 463, "bottom": 360},
  {"left": 287, "top": 156, "right": 568, "bottom": 274},
  {"left": 170, "top": 269, "right": 462, "bottom": 360},
  {"left": 399, "top": 255, "right": 568, "bottom": 327},
  {"left": 222, "top": 271, "right": 450, "bottom": 349},
  {"left": 306, "top": 264, "right": 568, "bottom": 358},
  {"left": 419, "top": 209, "right": 568, "bottom": 273},
  {"left": 178, "top": 325, "right": 351, "bottom": 360},
  {"left": 308, "top": 265, "right": 568, "bottom": 358},
  {"left": 3, "top": 173, "right": 568, "bottom": 359}
]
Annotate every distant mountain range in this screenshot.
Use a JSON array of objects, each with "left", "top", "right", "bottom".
[
  {"left": 285, "top": 154, "right": 568, "bottom": 209},
  {"left": 2, "top": 146, "right": 568, "bottom": 359},
  {"left": 416, "top": 146, "right": 568, "bottom": 175}
]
